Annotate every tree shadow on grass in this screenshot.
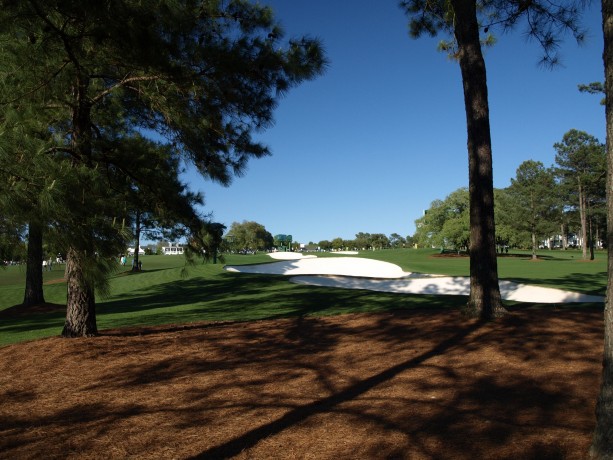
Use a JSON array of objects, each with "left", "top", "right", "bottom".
[{"left": 96, "top": 271, "right": 468, "bottom": 329}]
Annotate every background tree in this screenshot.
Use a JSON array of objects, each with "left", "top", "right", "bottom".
[
  {"left": 0, "top": 106, "right": 62, "bottom": 307},
  {"left": 331, "top": 237, "right": 345, "bottom": 251},
  {"left": 414, "top": 199, "right": 445, "bottom": 248},
  {"left": 120, "top": 136, "right": 205, "bottom": 271},
  {"left": 226, "top": 221, "right": 274, "bottom": 253},
  {"left": 554, "top": 129, "right": 606, "bottom": 260},
  {"left": 400, "top": 0, "right": 587, "bottom": 319},
  {"left": 0, "top": 219, "right": 25, "bottom": 265},
  {"left": 590, "top": 0, "right": 613, "bottom": 456},
  {"left": 318, "top": 239, "right": 332, "bottom": 251},
  {"left": 370, "top": 233, "right": 390, "bottom": 250},
  {"left": 0, "top": 0, "right": 326, "bottom": 337},
  {"left": 503, "top": 160, "right": 558, "bottom": 259},
  {"left": 414, "top": 188, "right": 470, "bottom": 252},
  {"left": 389, "top": 233, "right": 407, "bottom": 248},
  {"left": 438, "top": 188, "right": 470, "bottom": 252},
  {"left": 354, "top": 232, "right": 372, "bottom": 250}
]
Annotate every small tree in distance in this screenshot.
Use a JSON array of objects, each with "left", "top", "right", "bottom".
[
  {"left": 504, "top": 160, "right": 558, "bottom": 259},
  {"left": 554, "top": 129, "right": 606, "bottom": 260}
]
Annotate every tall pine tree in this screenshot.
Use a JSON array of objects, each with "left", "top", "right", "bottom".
[
  {"left": 400, "top": 0, "right": 586, "bottom": 318},
  {"left": 0, "top": 0, "right": 326, "bottom": 336}
]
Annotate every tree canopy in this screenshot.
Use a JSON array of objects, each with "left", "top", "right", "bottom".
[
  {"left": 554, "top": 129, "right": 606, "bottom": 260},
  {"left": 0, "top": 0, "right": 326, "bottom": 336},
  {"left": 225, "top": 221, "right": 274, "bottom": 252},
  {"left": 503, "top": 160, "right": 558, "bottom": 259}
]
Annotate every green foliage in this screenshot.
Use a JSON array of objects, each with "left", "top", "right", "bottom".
[
  {"left": 414, "top": 188, "right": 469, "bottom": 251},
  {"left": 553, "top": 129, "right": 606, "bottom": 258},
  {"left": 554, "top": 129, "right": 606, "bottom": 196},
  {"left": 578, "top": 81, "right": 605, "bottom": 105},
  {"left": 225, "top": 220, "right": 273, "bottom": 252},
  {"left": 0, "top": 0, "right": 326, "bottom": 334},
  {"left": 500, "top": 160, "right": 558, "bottom": 257},
  {"left": 400, "top": 0, "right": 587, "bottom": 65}
]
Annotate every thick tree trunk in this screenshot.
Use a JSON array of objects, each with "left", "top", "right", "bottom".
[
  {"left": 590, "top": 0, "right": 613, "bottom": 457},
  {"left": 451, "top": 0, "right": 505, "bottom": 319},
  {"left": 22, "top": 220, "right": 45, "bottom": 306},
  {"left": 62, "top": 247, "right": 97, "bottom": 337}
]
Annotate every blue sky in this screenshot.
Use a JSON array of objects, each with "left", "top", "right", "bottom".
[{"left": 184, "top": 1, "right": 605, "bottom": 244}]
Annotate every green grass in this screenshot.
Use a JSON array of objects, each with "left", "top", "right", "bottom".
[
  {"left": 0, "top": 248, "right": 605, "bottom": 346},
  {"left": 359, "top": 248, "right": 607, "bottom": 295}
]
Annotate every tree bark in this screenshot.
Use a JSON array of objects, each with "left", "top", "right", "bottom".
[
  {"left": 61, "top": 68, "right": 99, "bottom": 337},
  {"left": 62, "top": 247, "right": 97, "bottom": 337},
  {"left": 133, "top": 209, "right": 141, "bottom": 271},
  {"left": 561, "top": 223, "right": 568, "bottom": 250},
  {"left": 590, "top": 0, "right": 613, "bottom": 456},
  {"left": 22, "top": 220, "right": 45, "bottom": 306},
  {"left": 451, "top": 0, "right": 505, "bottom": 319},
  {"left": 590, "top": 214, "right": 595, "bottom": 261},
  {"left": 580, "top": 183, "right": 589, "bottom": 259}
]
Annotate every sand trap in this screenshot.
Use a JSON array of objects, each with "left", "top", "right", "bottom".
[
  {"left": 225, "top": 257, "right": 407, "bottom": 278},
  {"left": 290, "top": 275, "right": 604, "bottom": 304},
  {"left": 268, "top": 252, "right": 315, "bottom": 260},
  {"left": 224, "top": 256, "right": 603, "bottom": 304}
]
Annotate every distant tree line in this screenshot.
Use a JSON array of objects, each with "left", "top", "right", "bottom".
[
  {"left": 414, "top": 129, "right": 606, "bottom": 261},
  {"left": 222, "top": 221, "right": 415, "bottom": 253}
]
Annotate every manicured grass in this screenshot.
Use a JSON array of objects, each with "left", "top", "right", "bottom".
[
  {"left": 0, "top": 249, "right": 605, "bottom": 346},
  {"left": 360, "top": 248, "right": 606, "bottom": 295}
]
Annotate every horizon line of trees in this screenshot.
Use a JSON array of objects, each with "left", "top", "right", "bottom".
[
  {"left": 414, "top": 128, "right": 606, "bottom": 261},
  {"left": 221, "top": 220, "right": 416, "bottom": 253}
]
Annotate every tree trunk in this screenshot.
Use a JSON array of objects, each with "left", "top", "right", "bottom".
[
  {"left": 451, "top": 0, "right": 505, "bottom": 319},
  {"left": 590, "top": 0, "right": 613, "bottom": 456},
  {"left": 590, "top": 215, "right": 595, "bottom": 261},
  {"left": 62, "top": 247, "right": 97, "bottom": 337},
  {"left": 531, "top": 230, "right": 538, "bottom": 260},
  {"left": 580, "top": 184, "right": 589, "bottom": 259},
  {"left": 22, "top": 220, "right": 45, "bottom": 306},
  {"left": 133, "top": 209, "right": 141, "bottom": 271},
  {"left": 561, "top": 223, "right": 568, "bottom": 250}
]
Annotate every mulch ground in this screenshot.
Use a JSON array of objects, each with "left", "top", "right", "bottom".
[{"left": 0, "top": 308, "right": 604, "bottom": 459}]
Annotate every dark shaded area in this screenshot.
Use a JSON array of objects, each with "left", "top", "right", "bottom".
[{"left": 0, "top": 309, "right": 602, "bottom": 459}]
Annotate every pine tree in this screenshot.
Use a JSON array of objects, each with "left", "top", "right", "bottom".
[
  {"left": 554, "top": 129, "right": 606, "bottom": 261},
  {"left": 400, "top": 0, "right": 586, "bottom": 319},
  {"left": 590, "top": 1, "right": 613, "bottom": 456},
  {"left": 0, "top": 0, "right": 326, "bottom": 336}
]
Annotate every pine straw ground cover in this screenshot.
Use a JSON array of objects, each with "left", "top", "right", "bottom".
[{"left": 0, "top": 308, "right": 603, "bottom": 459}]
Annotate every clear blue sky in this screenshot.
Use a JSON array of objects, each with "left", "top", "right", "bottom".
[{"left": 184, "top": 1, "right": 605, "bottom": 244}]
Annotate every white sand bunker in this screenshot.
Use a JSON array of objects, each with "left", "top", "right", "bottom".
[
  {"left": 268, "top": 252, "right": 316, "bottom": 260},
  {"left": 224, "top": 256, "right": 603, "bottom": 304},
  {"left": 225, "top": 257, "right": 408, "bottom": 278},
  {"left": 290, "top": 276, "right": 604, "bottom": 304}
]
